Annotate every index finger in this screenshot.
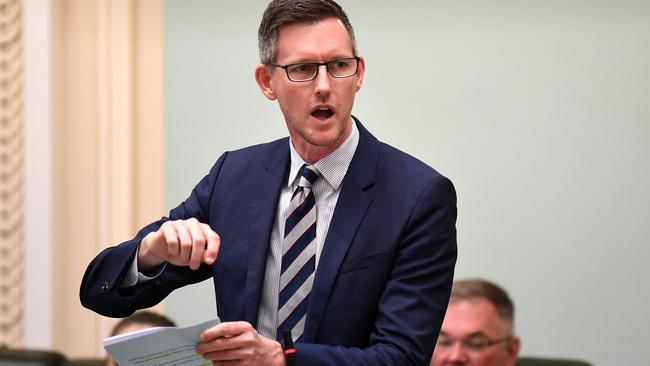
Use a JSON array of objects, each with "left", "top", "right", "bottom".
[
  {"left": 200, "top": 321, "right": 251, "bottom": 342},
  {"left": 186, "top": 218, "right": 206, "bottom": 270},
  {"left": 202, "top": 224, "right": 220, "bottom": 265}
]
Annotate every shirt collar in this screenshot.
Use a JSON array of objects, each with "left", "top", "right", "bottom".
[{"left": 288, "top": 119, "right": 359, "bottom": 190}]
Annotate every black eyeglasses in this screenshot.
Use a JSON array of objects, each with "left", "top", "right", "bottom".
[{"left": 270, "top": 57, "right": 360, "bottom": 82}]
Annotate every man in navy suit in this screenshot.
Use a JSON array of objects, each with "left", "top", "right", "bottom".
[{"left": 80, "top": 1, "right": 457, "bottom": 365}]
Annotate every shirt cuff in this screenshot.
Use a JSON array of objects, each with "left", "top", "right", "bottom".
[{"left": 122, "top": 245, "right": 167, "bottom": 288}]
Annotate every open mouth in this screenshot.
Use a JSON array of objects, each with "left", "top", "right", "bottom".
[{"left": 311, "top": 107, "right": 334, "bottom": 120}]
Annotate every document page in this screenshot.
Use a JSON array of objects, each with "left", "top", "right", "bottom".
[{"left": 103, "top": 318, "right": 220, "bottom": 366}]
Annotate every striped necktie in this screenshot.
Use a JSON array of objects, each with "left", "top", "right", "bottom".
[{"left": 277, "top": 164, "right": 319, "bottom": 342}]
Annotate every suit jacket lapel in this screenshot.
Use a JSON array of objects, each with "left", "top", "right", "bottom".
[
  {"left": 302, "top": 119, "right": 379, "bottom": 341},
  {"left": 244, "top": 140, "right": 290, "bottom": 326}
]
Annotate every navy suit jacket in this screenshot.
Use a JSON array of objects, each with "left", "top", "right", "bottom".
[{"left": 80, "top": 119, "right": 457, "bottom": 365}]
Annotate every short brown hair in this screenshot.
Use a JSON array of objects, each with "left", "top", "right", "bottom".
[
  {"left": 450, "top": 278, "right": 515, "bottom": 328},
  {"left": 110, "top": 311, "right": 176, "bottom": 336},
  {"left": 258, "top": 0, "right": 358, "bottom": 65}
]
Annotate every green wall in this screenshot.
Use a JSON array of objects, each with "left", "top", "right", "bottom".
[{"left": 165, "top": 2, "right": 650, "bottom": 365}]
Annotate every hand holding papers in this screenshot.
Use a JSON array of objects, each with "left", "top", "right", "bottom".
[{"left": 103, "top": 318, "right": 220, "bottom": 366}]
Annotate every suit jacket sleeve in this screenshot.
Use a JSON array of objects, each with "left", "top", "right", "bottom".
[
  {"left": 79, "top": 152, "right": 230, "bottom": 318},
  {"left": 295, "top": 175, "right": 457, "bottom": 365}
]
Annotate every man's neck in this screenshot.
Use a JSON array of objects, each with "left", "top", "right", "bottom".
[{"left": 293, "top": 120, "right": 353, "bottom": 163}]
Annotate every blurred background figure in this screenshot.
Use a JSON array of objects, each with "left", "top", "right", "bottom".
[
  {"left": 105, "top": 311, "right": 175, "bottom": 366},
  {"left": 431, "top": 278, "right": 520, "bottom": 366}
]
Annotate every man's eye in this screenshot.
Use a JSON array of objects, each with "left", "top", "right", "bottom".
[
  {"left": 465, "top": 338, "right": 489, "bottom": 349},
  {"left": 331, "top": 61, "right": 349, "bottom": 69},
  {"left": 290, "top": 64, "right": 312, "bottom": 73}
]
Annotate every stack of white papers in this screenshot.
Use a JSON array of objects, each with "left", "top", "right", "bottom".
[{"left": 103, "top": 318, "right": 220, "bottom": 366}]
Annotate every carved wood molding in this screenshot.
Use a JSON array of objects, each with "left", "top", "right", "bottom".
[{"left": 0, "top": 0, "right": 23, "bottom": 348}]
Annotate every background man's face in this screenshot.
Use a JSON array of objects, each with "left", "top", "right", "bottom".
[
  {"left": 431, "top": 298, "right": 520, "bottom": 366},
  {"left": 268, "top": 17, "right": 364, "bottom": 160}
]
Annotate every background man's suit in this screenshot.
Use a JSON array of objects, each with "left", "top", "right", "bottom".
[{"left": 81, "top": 119, "right": 457, "bottom": 365}]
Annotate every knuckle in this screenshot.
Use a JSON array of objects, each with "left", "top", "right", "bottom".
[
  {"left": 166, "top": 242, "right": 175, "bottom": 251},
  {"left": 161, "top": 224, "right": 174, "bottom": 236},
  {"left": 202, "top": 223, "right": 218, "bottom": 234},
  {"left": 165, "top": 232, "right": 178, "bottom": 243}
]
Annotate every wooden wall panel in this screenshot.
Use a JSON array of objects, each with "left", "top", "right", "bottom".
[{"left": 52, "top": 0, "right": 164, "bottom": 356}]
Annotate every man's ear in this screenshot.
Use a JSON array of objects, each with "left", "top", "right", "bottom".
[
  {"left": 506, "top": 336, "right": 521, "bottom": 366},
  {"left": 255, "top": 64, "right": 277, "bottom": 101},
  {"left": 354, "top": 56, "right": 366, "bottom": 92}
]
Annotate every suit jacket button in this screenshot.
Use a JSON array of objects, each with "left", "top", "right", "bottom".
[{"left": 101, "top": 280, "right": 111, "bottom": 291}]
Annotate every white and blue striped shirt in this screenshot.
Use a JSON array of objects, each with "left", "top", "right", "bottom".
[{"left": 256, "top": 120, "right": 359, "bottom": 339}]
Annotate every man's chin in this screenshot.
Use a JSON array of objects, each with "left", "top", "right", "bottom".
[
  {"left": 304, "top": 136, "right": 339, "bottom": 150},
  {"left": 306, "top": 128, "right": 348, "bottom": 148}
]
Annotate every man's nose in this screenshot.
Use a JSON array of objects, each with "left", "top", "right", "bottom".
[
  {"left": 314, "top": 65, "right": 331, "bottom": 94},
  {"left": 447, "top": 342, "right": 469, "bottom": 363}
]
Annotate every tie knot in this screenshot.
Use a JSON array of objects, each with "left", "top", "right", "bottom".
[{"left": 298, "top": 164, "right": 319, "bottom": 188}]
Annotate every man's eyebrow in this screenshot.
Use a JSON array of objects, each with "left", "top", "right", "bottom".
[
  {"left": 437, "top": 331, "right": 489, "bottom": 339},
  {"left": 464, "top": 331, "right": 489, "bottom": 339},
  {"left": 282, "top": 55, "right": 356, "bottom": 64}
]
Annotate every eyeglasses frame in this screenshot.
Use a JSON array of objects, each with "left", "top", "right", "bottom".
[
  {"left": 436, "top": 335, "right": 513, "bottom": 352},
  {"left": 269, "top": 56, "right": 361, "bottom": 82}
]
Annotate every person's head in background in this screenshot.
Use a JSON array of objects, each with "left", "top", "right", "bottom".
[
  {"left": 105, "top": 311, "right": 176, "bottom": 366},
  {"left": 431, "top": 278, "right": 520, "bottom": 366}
]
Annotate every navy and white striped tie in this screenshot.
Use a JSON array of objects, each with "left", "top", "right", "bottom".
[{"left": 277, "top": 164, "right": 319, "bottom": 342}]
